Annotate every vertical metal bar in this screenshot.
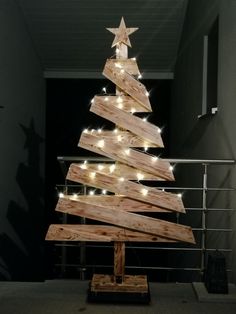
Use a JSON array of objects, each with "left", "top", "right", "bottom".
[
  {"left": 201, "top": 36, "right": 208, "bottom": 116},
  {"left": 201, "top": 164, "right": 208, "bottom": 275},
  {"left": 79, "top": 185, "right": 87, "bottom": 280}
]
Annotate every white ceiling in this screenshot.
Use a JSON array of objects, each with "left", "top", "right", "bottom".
[{"left": 16, "top": 0, "right": 188, "bottom": 78}]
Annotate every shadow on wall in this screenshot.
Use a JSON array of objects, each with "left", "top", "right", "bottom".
[{"left": 0, "top": 119, "right": 45, "bottom": 281}]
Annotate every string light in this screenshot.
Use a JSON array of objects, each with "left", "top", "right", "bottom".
[
  {"left": 89, "top": 190, "right": 95, "bottom": 196},
  {"left": 98, "top": 128, "right": 102, "bottom": 133},
  {"left": 89, "top": 172, "right": 96, "bottom": 179},
  {"left": 117, "top": 96, "right": 123, "bottom": 103},
  {"left": 138, "top": 74, "right": 142, "bottom": 79},
  {"left": 118, "top": 103, "right": 123, "bottom": 109},
  {"left": 91, "top": 98, "right": 94, "bottom": 104},
  {"left": 117, "top": 135, "right": 122, "bottom": 142},
  {"left": 119, "top": 177, "right": 125, "bottom": 182},
  {"left": 59, "top": 192, "right": 64, "bottom": 198},
  {"left": 102, "top": 87, "right": 107, "bottom": 93},
  {"left": 120, "top": 69, "right": 125, "bottom": 74},
  {"left": 144, "top": 146, "right": 148, "bottom": 152},
  {"left": 109, "top": 164, "right": 116, "bottom": 173},
  {"left": 124, "top": 148, "right": 130, "bottom": 155},
  {"left": 113, "top": 128, "right": 118, "bottom": 133},
  {"left": 131, "top": 108, "right": 136, "bottom": 114},
  {"left": 105, "top": 97, "right": 109, "bottom": 101},
  {"left": 73, "top": 193, "right": 78, "bottom": 198},
  {"left": 97, "top": 139, "right": 105, "bottom": 148},
  {"left": 177, "top": 193, "right": 182, "bottom": 198},
  {"left": 169, "top": 165, "right": 174, "bottom": 171},
  {"left": 91, "top": 129, "right": 95, "bottom": 133},
  {"left": 97, "top": 164, "right": 104, "bottom": 171},
  {"left": 102, "top": 189, "right": 107, "bottom": 195},
  {"left": 152, "top": 156, "right": 159, "bottom": 162},
  {"left": 137, "top": 173, "right": 144, "bottom": 181},
  {"left": 116, "top": 48, "right": 120, "bottom": 54},
  {"left": 145, "top": 91, "right": 150, "bottom": 97},
  {"left": 83, "top": 128, "right": 88, "bottom": 133},
  {"left": 80, "top": 160, "right": 87, "bottom": 169},
  {"left": 158, "top": 127, "right": 162, "bottom": 134},
  {"left": 141, "top": 188, "right": 148, "bottom": 196},
  {"left": 142, "top": 117, "right": 147, "bottom": 122},
  {"left": 115, "top": 62, "right": 122, "bottom": 68},
  {"left": 132, "top": 57, "right": 136, "bottom": 61}
]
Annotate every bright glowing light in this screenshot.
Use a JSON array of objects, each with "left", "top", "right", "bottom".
[
  {"left": 73, "top": 193, "right": 78, "bottom": 198},
  {"left": 131, "top": 108, "right": 136, "bottom": 114},
  {"left": 91, "top": 129, "right": 95, "bottom": 133},
  {"left": 145, "top": 91, "right": 150, "bottom": 97},
  {"left": 118, "top": 103, "right": 123, "bottom": 109},
  {"left": 117, "top": 135, "right": 122, "bottom": 142},
  {"left": 97, "top": 139, "right": 105, "bottom": 148},
  {"left": 120, "top": 69, "right": 125, "bottom": 74},
  {"left": 116, "top": 48, "right": 120, "bottom": 54},
  {"left": 91, "top": 98, "right": 94, "bottom": 104},
  {"left": 97, "top": 164, "right": 104, "bottom": 171},
  {"left": 83, "top": 128, "right": 88, "bottom": 133},
  {"left": 169, "top": 165, "right": 174, "bottom": 171},
  {"left": 119, "top": 177, "right": 125, "bottom": 182},
  {"left": 124, "top": 148, "right": 130, "bottom": 155},
  {"left": 90, "top": 172, "right": 96, "bottom": 179},
  {"left": 158, "top": 127, "right": 162, "bottom": 134},
  {"left": 137, "top": 173, "right": 144, "bottom": 181},
  {"left": 132, "top": 57, "right": 136, "bottom": 61},
  {"left": 105, "top": 97, "right": 109, "bottom": 101},
  {"left": 98, "top": 128, "right": 102, "bottom": 133},
  {"left": 138, "top": 74, "right": 142, "bottom": 79},
  {"left": 102, "top": 87, "right": 107, "bottom": 93},
  {"left": 141, "top": 188, "right": 148, "bottom": 196},
  {"left": 109, "top": 164, "right": 116, "bottom": 173},
  {"left": 102, "top": 189, "right": 107, "bottom": 195},
  {"left": 59, "top": 192, "right": 64, "bottom": 198},
  {"left": 177, "top": 193, "right": 182, "bottom": 198},
  {"left": 142, "top": 117, "right": 147, "bottom": 122},
  {"left": 144, "top": 147, "right": 148, "bottom": 152},
  {"left": 89, "top": 190, "right": 95, "bottom": 196},
  {"left": 117, "top": 96, "right": 123, "bottom": 103},
  {"left": 80, "top": 160, "right": 87, "bottom": 169},
  {"left": 115, "top": 62, "right": 122, "bottom": 68},
  {"left": 113, "top": 128, "right": 118, "bottom": 133},
  {"left": 152, "top": 156, "right": 159, "bottom": 162}
]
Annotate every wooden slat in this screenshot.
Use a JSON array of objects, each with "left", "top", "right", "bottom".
[
  {"left": 55, "top": 198, "right": 195, "bottom": 243},
  {"left": 46, "top": 224, "right": 177, "bottom": 242},
  {"left": 84, "top": 130, "right": 159, "bottom": 148},
  {"left": 108, "top": 59, "right": 141, "bottom": 75},
  {"left": 79, "top": 132, "right": 174, "bottom": 181},
  {"left": 67, "top": 164, "right": 182, "bottom": 212},
  {"left": 91, "top": 95, "right": 151, "bottom": 113},
  {"left": 91, "top": 96, "right": 163, "bottom": 147},
  {"left": 103, "top": 59, "right": 152, "bottom": 111},
  {"left": 78, "top": 162, "right": 160, "bottom": 181},
  {"left": 61, "top": 195, "right": 171, "bottom": 213},
  {"left": 91, "top": 274, "right": 148, "bottom": 293},
  {"left": 114, "top": 242, "right": 125, "bottom": 280}
]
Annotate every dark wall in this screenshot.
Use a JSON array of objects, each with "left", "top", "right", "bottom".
[
  {"left": 170, "top": 0, "right": 236, "bottom": 282},
  {"left": 0, "top": 0, "right": 45, "bottom": 280}
]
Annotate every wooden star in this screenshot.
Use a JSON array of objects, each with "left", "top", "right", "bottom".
[{"left": 107, "top": 17, "right": 138, "bottom": 48}]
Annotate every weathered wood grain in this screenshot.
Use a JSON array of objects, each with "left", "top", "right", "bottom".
[
  {"left": 108, "top": 59, "right": 141, "bottom": 75},
  {"left": 55, "top": 198, "right": 195, "bottom": 243},
  {"left": 46, "top": 224, "right": 177, "bottom": 242},
  {"left": 83, "top": 130, "right": 159, "bottom": 148},
  {"left": 79, "top": 133, "right": 173, "bottom": 181},
  {"left": 91, "top": 96, "right": 163, "bottom": 147},
  {"left": 103, "top": 59, "right": 151, "bottom": 111},
  {"left": 59, "top": 195, "right": 171, "bottom": 213},
  {"left": 91, "top": 95, "right": 151, "bottom": 113},
  {"left": 67, "top": 164, "right": 181, "bottom": 211},
  {"left": 114, "top": 242, "right": 125, "bottom": 279}
]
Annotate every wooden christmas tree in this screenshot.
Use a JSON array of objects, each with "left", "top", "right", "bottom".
[{"left": 46, "top": 17, "right": 195, "bottom": 300}]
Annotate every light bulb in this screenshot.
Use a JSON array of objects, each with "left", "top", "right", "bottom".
[
  {"left": 116, "top": 48, "right": 120, "bottom": 54},
  {"left": 109, "top": 164, "right": 116, "bottom": 173},
  {"left": 124, "top": 148, "right": 130, "bottom": 155},
  {"left": 177, "top": 193, "right": 182, "bottom": 198},
  {"left": 142, "top": 117, "right": 147, "bottom": 122},
  {"left": 102, "top": 189, "right": 107, "bottom": 195},
  {"left": 141, "top": 188, "right": 148, "bottom": 196},
  {"left": 83, "top": 128, "right": 88, "bottom": 133},
  {"left": 169, "top": 165, "right": 174, "bottom": 171},
  {"left": 120, "top": 69, "right": 125, "bottom": 74},
  {"left": 98, "top": 128, "right": 102, "bottom": 133},
  {"left": 89, "top": 190, "right": 95, "bottom": 196},
  {"left": 158, "top": 128, "right": 162, "bottom": 134},
  {"left": 144, "top": 147, "right": 148, "bottom": 152},
  {"left": 91, "top": 98, "right": 94, "bottom": 104},
  {"left": 90, "top": 172, "right": 96, "bottom": 179},
  {"left": 137, "top": 173, "right": 144, "bottom": 181},
  {"left": 152, "top": 156, "right": 158, "bottom": 162},
  {"left": 59, "top": 192, "right": 64, "bottom": 198},
  {"left": 117, "top": 135, "right": 122, "bottom": 142},
  {"left": 145, "top": 91, "right": 150, "bottom": 97},
  {"left": 102, "top": 87, "right": 107, "bottom": 93},
  {"left": 138, "top": 74, "right": 142, "bottom": 79},
  {"left": 97, "top": 164, "right": 104, "bottom": 171},
  {"left": 117, "top": 96, "right": 123, "bottom": 103},
  {"left": 119, "top": 177, "right": 125, "bottom": 182},
  {"left": 113, "top": 128, "right": 118, "bottom": 133},
  {"left": 97, "top": 139, "right": 105, "bottom": 148}
]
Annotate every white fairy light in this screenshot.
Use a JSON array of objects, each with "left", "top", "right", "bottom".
[
  {"left": 120, "top": 69, "right": 125, "bottom": 74},
  {"left": 109, "top": 164, "right": 116, "bottom": 173},
  {"left": 73, "top": 193, "right": 78, "bottom": 198},
  {"left": 142, "top": 117, "right": 147, "bottom": 122},
  {"left": 145, "top": 91, "right": 150, "bottom": 97},
  {"left": 144, "top": 146, "right": 148, "bottom": 152},
  {"left": 83, "top": 128, "right": 88, "bottom": 133},
  {"left": 152, "top": 156, "right": 159, "bottom": 162},
  {"left": 102, "top": 87, "right": 107, "bottom": 93},
  {"left": 105, "top": 97, "right": 109, "bottom": 101},
  {"left": 118, "top": 103, "right": 123, "bottom": 109},
  {"left": 80, "top": 160, "right": 87, "bottom": 169},
  {"left": 158, "top": 127, "right": 162, "bottom": 134},
  {"left": 131, "top": 108, "right": 136, "bottom": 114},
  {"left": 97, "top": 139, "right": 105, "bottom": 148},
  {"left": 115, "top": 62, "right": 122, "bottom": 68},
  {"left": 169, "top": 165, "right": 174, "bottom": 171},
  {"left": 89, "top": 190, "right": 95, "bottom": 196},
  {"left": 113, "top": 128, "right": 118, "bottom": 133},
  {"left": 119, "top": 177, "right": 125, "bottom": 182},
  {"left": 124, "top": 148, "right": 130, "bottom": 155},
  {"left": 98, "top": 128, "right": 102, "bottom": 133},
  {"left": 117, "top": 135, "right": 122, "bottom": 142},
  {"left": 132, "top": 57, "right": 136, "bottom": 61},
  {"left": 117, "top": 96, "right": 123, "bottom": 103},
  {"left": 89, "top": 172, "right": 96, "bottom": 179},
  {"left": 102, "top": 189, "right": 107, "bottom": 195},
  {"left": 116, "top": 48, "right": 120, "bottom": 54},
  {"left": 141, "top": 188, "right": 148, "bottom": 196},
  {"left": 97, "top": 164, "right": 104, "bottom": 171},
  {"left": 138, "top": 74, "right": 142, "bottom": 79},
  {"left": 59, "top": 192, "right": 64, "bottom": 198},
  {"left": 91, "top": 98, "right": 94, "bottom": 104},
  {"left": 177, "top": 193, "right": 182, "bottom": 198},
  {"left": 137, "top": 173, "right": 144, "bottom": 181}
]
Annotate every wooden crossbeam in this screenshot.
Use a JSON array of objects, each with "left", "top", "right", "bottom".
[
  {"left": 61, "top": 195, "right": 171, "bottom": 212},
  {"left": 67, "top": 164, "right": 183, "bottom": 212},
  {"left": 78, "top": 162, "right": 161, "bottom": 181},
  {"left": 84, "top": 130, "right": 159, "bottom": 148},
  {"left": 103, "top": 59, "right": 151, "bottom": 111},
  {"left": 46, "top": 224, "right": 176, "bottom": 242},
  {"left": 79, "top": 132, "right": 174, "bottom": 180},
  {"left": 108, "top": 59, "right": 141, "bottom": 75},
  {"left": 55, "top": 198, "right": 195, "bottom": 243},
  {"left": 91, "top": 96, "right": 163, "bottom": 147},
  {"left": 91, "top": 95, "right": 151, "bottom": 113}
]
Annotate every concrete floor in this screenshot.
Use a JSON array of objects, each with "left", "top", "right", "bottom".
[{"left": 0, "top": 280, "right": 236, "bottom": 314}]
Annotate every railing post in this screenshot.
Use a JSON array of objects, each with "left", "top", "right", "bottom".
[{"left": 201, "top": 163, "right": 208, "bottom": 276}]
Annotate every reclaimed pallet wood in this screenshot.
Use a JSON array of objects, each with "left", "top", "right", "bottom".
[
  {"left": 67, "top": 164, "right": 181, "bottom": 211},
  {"left": 91, "top": 95, "right": 151, "bottom": 112},
  {"left": 108, "top": 59, "right": 141, "bottom": 75},
  {"left": 79, "top": 133, "right": 173, "bottom": 180},
  {"left": 103, "top": 59, "right": 151, "bottom": 111},
  {"left": 91, "top": 96, "right": 162, "bottom": 146},
  {"left": 56, "top": 197, "right": 195, "bottom": 243},
  {"left": 91, "top": 274, "right": 148, "bottom": 293},
  {"left": 57, "top": 195, "right": 172, "bottom": 213},
  {"left": 83, "top": 130, "right": 159, "bottom": 148},
  {"left": 78, "top": 162, "right": 161, "bottom": 181},
  {"left": 46, "top": 224, "right": 177, "bottom": 242}
]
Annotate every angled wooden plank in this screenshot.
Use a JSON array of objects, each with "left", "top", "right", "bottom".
[
  {"left": 46, "top": 225, "right": 177, "bottom": 242},
  {"left": 79, "top": 162, "right": 160, "bottom": 181},
  {"left": 62, "top": 195, "right": 171, "bottom": 213},
  {"left": 91, "top": 95, "right": 151, "bottom": 113},
  {"left": 103, "top": 59, "right": 151, "bottom": 111},
  {"left": 55, "top": 198, "right": 195, "bottom": 243},
  {"left": 109, "top": 59, "right": 140, "bottom": 75},
  {"left": 91, "top": 96, "right": 162, "bottom": 147},
  {"left": 79, "top": 132, "right": 174, "bottom": 181},
  {"left": 84, "top": 130, "right": 159, "bottom": 148},
  {"left": 67, "top": 164, "right": 183, "bottom": 212}
]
